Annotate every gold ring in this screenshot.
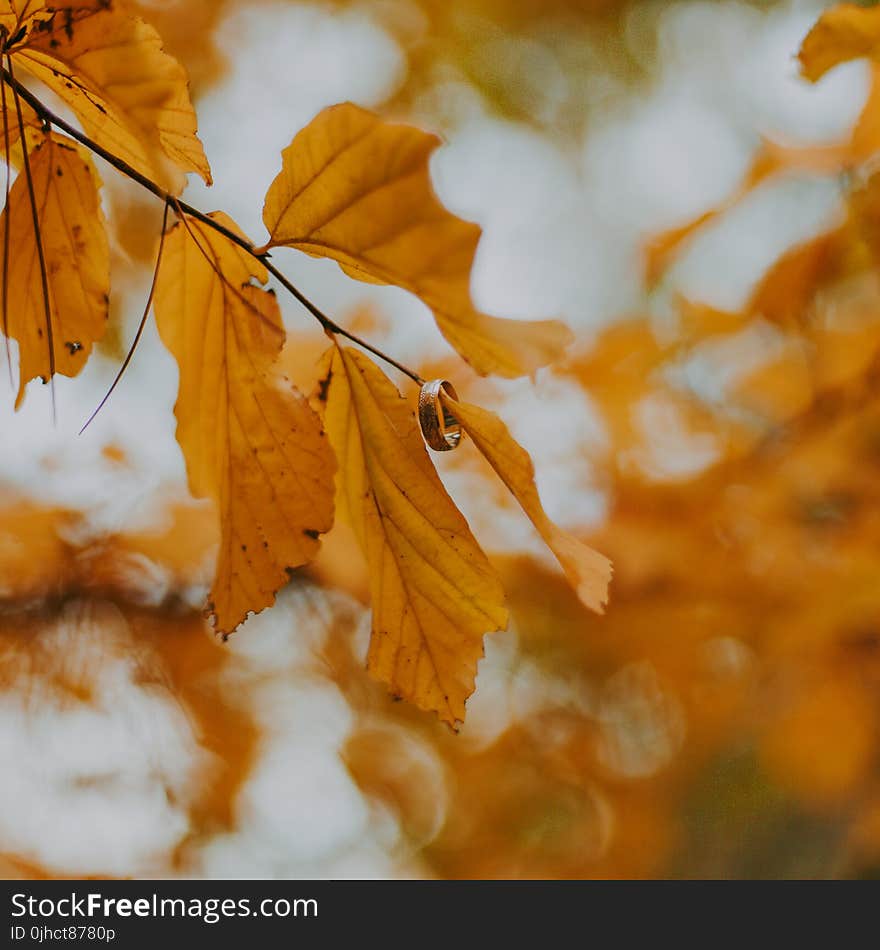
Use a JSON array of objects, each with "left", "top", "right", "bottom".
[{"left": 418, "top": 380, "right": 462, "bottom": 451}]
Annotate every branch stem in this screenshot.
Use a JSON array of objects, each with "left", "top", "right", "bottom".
[{"left": 0, "top": 64, "right": 424, "bottom": 386}]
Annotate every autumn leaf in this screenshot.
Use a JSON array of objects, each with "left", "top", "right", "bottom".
[
  {"left": 0, "top": 87, "right": 42, "bottom": 165},
  {"left": 642, "top": 137, "right": 865, "bottom": 287},
  {"left": 799, "top": 3, "right": 880, "bottom": 82},
  {"left": 442, "top": 392, "right": 612, "bottom": 613},
  {"left": 153, "top": 211, "right": 335, "bottom": 633},
  {"left": 5, "top": 0, "right": 210, "bottom": 192},
  {"left": 0, "top": 132, "right": 109, "bottom": 406},
  {"left": 0, "top": 0, "right": 32, "bottom": 33},
  {"left": 319, "top": 344, "right": 508, "bottom": 726},
  {"left": 261, "top": 102, "right": 572, "bottom": 378}
]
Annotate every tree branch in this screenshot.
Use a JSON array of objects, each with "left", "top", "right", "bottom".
[{"left": 0, "top": 64, "right": 425, "bottom": 386}]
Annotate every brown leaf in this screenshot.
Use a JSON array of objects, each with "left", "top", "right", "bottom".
[
  {"left": 153, "top": 211, "right": 335, "bottom": 633},
  {"left": 261, "top": 102, "right": 571, "bottom": 378},
  {"left": 443, "top": 393, "right": 612, "bottom": 613},
  {"left": 319, "top": 344, "right": 508, "bottom": 726},
  {"left": 0, "top": 132, "right": 109, "bottom": 405}
]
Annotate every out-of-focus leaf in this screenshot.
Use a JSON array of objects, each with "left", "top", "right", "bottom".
[
  {"left": 7, "top": 0, "right": 211, "bottom": 192},
  {"left": 799, "top": 3, "right": 880, "bottom": 82},
  {"left": 746, "top": 230, "right": 843, "bottom": 326},
  {"left": 644, "top": 210, "right": 719, "bottom": 289}
]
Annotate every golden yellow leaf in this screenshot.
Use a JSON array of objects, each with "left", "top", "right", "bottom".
[
  {"left": 261, "top": 102, "right": 571, "bottom": 378},
  {"left": 7, "top": 0, "right": 210, "bottom": 192},
  {"left": 799, "top": 3, "right": 880, "bottom": 82},
  {"left": 0, "top": 132, "right": 109, "bottom": 406},
  {"left": 153, "top": 211, "right": 335, "bottom": 633},
  {"left": 0, "top": 0, "right": 33, "bottom": 33},
  {"left": 0, "top": 97, "right": 22, "bottom": 157},
  {"left": 0, "top": 87, "right": 42, "bottom": 164},
  {"left": 443, "top": 393, "right": 612, "bottom": 613},
  {"left": 319, "top": 344, "right": 508, "bottom": 726}
]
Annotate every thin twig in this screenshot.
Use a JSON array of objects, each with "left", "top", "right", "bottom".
[
  {"left": 263, "top": 259, "right": 424, "bottom": 383},
  {"left": 79, "top": 199, "right": 172, "bottom": 434},
  {"left": 7, "top": 55, "right": 55, "bottom": 419},
  {"left": 0, "top": 64, "right": 425, "bottom": 386}
]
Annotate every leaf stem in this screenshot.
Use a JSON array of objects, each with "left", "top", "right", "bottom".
[
  {"left": 79, "top": 199, "right": 171, "bottom": 434},
  {"left": 0, "top": 64, "right": 425, "bottom": 386}
]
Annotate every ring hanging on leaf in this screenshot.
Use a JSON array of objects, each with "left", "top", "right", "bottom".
[{"left": 418, "top": 380, "right": 462, "bottom": 451}]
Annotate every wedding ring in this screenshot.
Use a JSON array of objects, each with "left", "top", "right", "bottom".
[{"left": 418, "top": 379, "right": 462, "bottom": 451}]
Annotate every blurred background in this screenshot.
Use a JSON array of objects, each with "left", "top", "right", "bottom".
[{"left": 3, "top": 0, "right": 880, "bottom": 879}]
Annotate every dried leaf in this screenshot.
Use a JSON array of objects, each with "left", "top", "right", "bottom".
[
  {"left": 0, "top": 132, "right": 109, "bottom": 405},
  {"left": 262, "top": 102, "right": 571, "bottom": 378},
  {"left": 444, "top": 393, "right": 612, "bottom": 613},
  {"left": 320, "top": 344, "right": 508, "bottom": 726},
  {"left": 153, "top": 211, "right": 335, "bottom": 633},
  {"left": 8, "top": 0, "right": 210, "bottom": 192}
]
